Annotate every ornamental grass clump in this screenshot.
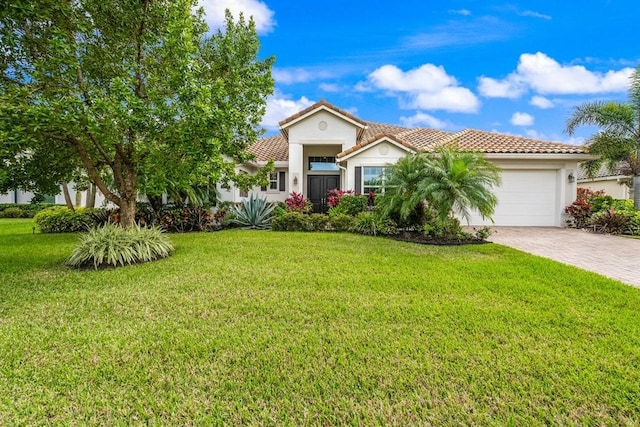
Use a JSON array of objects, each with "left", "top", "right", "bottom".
[{"left": 67, "top": 223, "right": 174, "bottom": 269}]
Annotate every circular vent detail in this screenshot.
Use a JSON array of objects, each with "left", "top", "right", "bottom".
[{"left": 318, "top": 121, "right": 328, "bottom": 131}]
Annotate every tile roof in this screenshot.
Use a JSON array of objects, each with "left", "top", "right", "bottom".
[
  {"left": 436, "top": 129, "right": 587, "bottom": 154},
  {"left": 278, "top": 99, "right": 367, "bottom": 129},
  {"left": 247, "top": 134, "right": 288, "bottom": 162},
  {"left": 248, "top": 104, "right": 588, "bottom": 162},
  {"left": 337, "top": 133, "right": 417, "bottom": 159},
  {"left": 577, "top": 162, "right": 631, "bottom": 180}
]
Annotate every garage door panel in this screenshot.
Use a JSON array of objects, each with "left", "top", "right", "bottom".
[{"left": 467, "top": 170, "right": 558, "bottom": 226}]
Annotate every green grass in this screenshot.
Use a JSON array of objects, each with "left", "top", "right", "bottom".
[{"left": 1, "top": 218, "right": 639, "bottom": 425}]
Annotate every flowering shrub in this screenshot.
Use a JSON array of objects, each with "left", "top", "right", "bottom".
[
  {"left": 564, "top": 199, "right": 592, "bottom": 228},
  {"left": 285, "top": 192, "right": 312, "bottom": 213},
  {"left": 327, "top": 189, "right": 354, "bottom": 207}
]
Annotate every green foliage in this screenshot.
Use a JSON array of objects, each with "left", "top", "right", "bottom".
[
  {"left": 229, "top": 195, "right": 275, "bottom": 229},
  {"left": 33, "top": 207, "right": 98, "bottom": 233},
  {"left": 67, "top": 223, "right": 173, "bottom": 269},
  {"left": 272, "top": 212, "right": 311, "bottom": 232},
  {"left": 335, "top": 195, "right": 368, "bottom": 216},
  {"left": 0, "top": 203, "right": 61, "bottom": 218},
  {"left": 0, "top": 207, "right": 28, "bottom": 218},
  {"left": 423, "top": 216, "right": 467, "bottom": 240},
  {"left": 308, "top": 213, "right": 330, "bottom": 232},
  {"left": 329, "top": 214, "right": 356, "bottom": 232},
  {"left": 327, "top": 204, "right": 348, "bottom": 217},
  {"left": 565, "top": 65, "right": 640, "bottom": 209},
  {"left": 377, "top": 148, "right": 500, "bottom": 227},
  {"left": 473, "top": 226, "right": 493, "bottom": 240},
  {"left": 351, "top": 212, "right": 398, "bottom": 236},
  {"left": 626, "top": 211, "right": 640, "bottom": 235},
  {"left": 0, "top": 3, "right": 274, "bottom": 227}
]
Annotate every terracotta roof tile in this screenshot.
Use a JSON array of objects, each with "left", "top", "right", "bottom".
[
  {"left": 577, "top": 161, "right": 631, "bottom": 180},
  {"left": 395, "top": 128, "right": 454, "bottom": 150},
  {"left": 247, "top": 135, "right": 288, "bottom": 162},
  {"left": 435, "top": 129, "right": 587, "bottom": 154},
  {"left": 336, "top": 133, "right": 417, "bottom": 159},
  {"left": 278, "top": 99, "right": 367, "bottom": 128},
  {"left": 360, "top": 121, "right": 410, "bottom": 141}
]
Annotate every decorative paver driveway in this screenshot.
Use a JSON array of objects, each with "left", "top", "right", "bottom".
[{"left": 489, "top": 227, "right": 640, "bottom": 288}]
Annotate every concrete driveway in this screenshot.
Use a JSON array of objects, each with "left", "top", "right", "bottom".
[{"left": 488, "top": 227, "right": 640, "bottom": 288}]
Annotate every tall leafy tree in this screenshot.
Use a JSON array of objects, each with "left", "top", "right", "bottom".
[
  {"left": 565, "top": 65, "right": 640, "bottom": 209},
  {"left": 0, "top": 0, "right": 274, "bottom": 226}
]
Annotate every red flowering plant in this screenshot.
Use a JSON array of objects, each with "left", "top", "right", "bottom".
[
  {"left": 564, "top": 188, "right": 605, "bottom": 228},
  {"left": 327, "top": 189, "right": 354, "bottom": 207},
  {"left": 285, "top": 192, "right": 312, "bottom": 213}
]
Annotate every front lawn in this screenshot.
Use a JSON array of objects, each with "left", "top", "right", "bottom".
[{"left": 1, "top": 219, "right": 639, "bottom": 425}]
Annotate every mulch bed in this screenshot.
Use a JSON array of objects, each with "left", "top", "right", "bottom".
[{"left": 388, "top": 230, "right": 489, "bottom": 246}]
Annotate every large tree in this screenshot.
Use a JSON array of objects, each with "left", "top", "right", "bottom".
[
  {"left": 0, "top": 0, "right": 273, "bottom": 226},
  {"left": 565, "top": 65, "right": 640, "bottom": 209}
]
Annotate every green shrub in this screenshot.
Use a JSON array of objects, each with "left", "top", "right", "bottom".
[
  {"left": 229, "top": 195, "right": 275, "bottom": 229},
  {"left": 423, "top": 216, "right": 467, "bottom": 239},
  {"left": 0, "top": 203, "right": 60, "bottom": 217},
  {"left": 328, "top": 214, "right": 355, "bottom": 232},
  {"left": 336, "top": 194, "right": 368, "bottom": 216},
  {"left": 34, "top": 207, "right": 99, "bottom": 233},
  {"left": 351, "top": 212, "right": 397, "bottom": 236},
  {"left": 0, "top": 207, "right": 28, "bottom": 218},
  {"left": 626, "top": 212, "right": 640, "bottom": 236},
  {"left": 272, "top": 211, "right": 311, "bottom": 232},
  {"left": 67, "top": 223, "right": 174, "bottom": 269},
  {"left": 327, "top": 204, "right": 348, "bottom": 217},
  {"left": 308, "top": 213, "right": 330, "bottom": 231}
]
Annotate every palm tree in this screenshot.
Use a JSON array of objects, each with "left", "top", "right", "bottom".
[
  {"left": 565, "top": 65, "right": 640, "bottom": 209},
  {"left": 420, "top": 147, "right": 501, "bottom": 223},
  {"left": 375, "top": 153, "right": 430, "bottom": 224},
  {"left": 377, "top": 147, "right": 501, "bottom": 225}
]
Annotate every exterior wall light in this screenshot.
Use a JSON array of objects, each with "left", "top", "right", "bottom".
[{"left": 568, "top": 172, "right": 575, "bottom": 183}]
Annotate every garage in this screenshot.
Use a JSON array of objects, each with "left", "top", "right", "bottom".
[{"left": 468, "top": 170, "right": 559, "bottom": 226}]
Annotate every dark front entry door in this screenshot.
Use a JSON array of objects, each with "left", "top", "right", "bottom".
[{"left": 308, "top": 175, "right": 340, "bottom": 213}]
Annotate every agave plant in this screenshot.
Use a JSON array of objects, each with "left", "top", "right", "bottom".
[{"left": 230, "top": 194, "right": 276, "bottom": 229}]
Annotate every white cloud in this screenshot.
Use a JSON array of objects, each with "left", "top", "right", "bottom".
[
  {"left": 262, "top": 95, "right": 314, "bottom": 130},
  {"left": 449, "top": 9, "right": 471, "bottom": 16},
  {"left": 518, "top": 10, "right": 551, "bottom": 20},
  {"left": 399, "top": 112, "right": 450, "bottom": 129},
  {"left": 319, "top": 83, "right": 341, "bottom": 92},
  {"left": 198, "top": 0, "right": 275, "bottom": 34},
  {"left": 480, "top": 52, "right": 634, "bottom": 98},
  {"left": 364, "top": 64, "right": 480, "bottom": 113},
  {"left": 530, "top": 95, "right": 554, "bottom": 109},
  {"left": 478, "top": 76, "right": 525, "bottom": 98},
  {"left": 272, "top": 67, "right": 335, "bottom": 85},
  {"left": 511, "top": 112, "right": 534, "bottom": 126}
]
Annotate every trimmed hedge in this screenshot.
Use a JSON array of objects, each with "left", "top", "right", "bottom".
[
  {"left": 34, "top": 207, "right": 99, "bottom": 233},
  {"left": 0, "top": 203, "right": 62, "bottom": 218}
]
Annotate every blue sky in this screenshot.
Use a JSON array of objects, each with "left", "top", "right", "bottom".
[{"left": 200, "top": 0, "right": 640, "bottom": 144}]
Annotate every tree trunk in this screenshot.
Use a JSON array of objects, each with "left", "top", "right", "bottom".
[
  {"left": 117, "top": 168, "right": 138, "bottom": 228},
  {"left": 61, "top": 183, "right": 74, "bottom": 211},
  {"left": 634, "top": 175, "right": 640, "bottom": 210},
  {"left": 86, "top": 183, "right": 96, "bottom": 208},
  {"left": 75, "top": 188, "right": 82, "bottom": 207}
]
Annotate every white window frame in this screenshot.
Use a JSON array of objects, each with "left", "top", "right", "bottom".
[{"left": 362, "top": 166, "right": 388, "bottom": 194}]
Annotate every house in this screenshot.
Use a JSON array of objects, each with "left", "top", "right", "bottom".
[
  {"left": 219, "top": 100, "right": 593, "bottom": 227},
  {"left": 577, "top": 163, "right": 633, "bottom": 200}
]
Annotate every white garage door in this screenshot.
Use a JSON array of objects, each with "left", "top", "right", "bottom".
[{"left": 467, "top": 170, "right": 558, "bottom": 226}]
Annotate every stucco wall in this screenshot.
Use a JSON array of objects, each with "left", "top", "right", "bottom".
[{"left": 578, "top": 179, "right": 631, "bottom": 199}]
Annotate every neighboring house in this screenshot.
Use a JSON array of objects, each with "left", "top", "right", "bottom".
[
  {"left": 219, "top": 100, "right": 593, "bottom": 227},
  {"left": 577, "top": 163, "right": 633, "bottom": 200},
  {"left": 0, "top": 184, "right": 106, "bottom": 207}
]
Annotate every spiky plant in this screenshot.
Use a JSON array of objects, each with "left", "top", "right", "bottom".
[
  {"left": 67, "top": 223, "right": 174, "bottom": 269},
  {"left": 229, "top": 194, "right": 276, "bottom": 229}
]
